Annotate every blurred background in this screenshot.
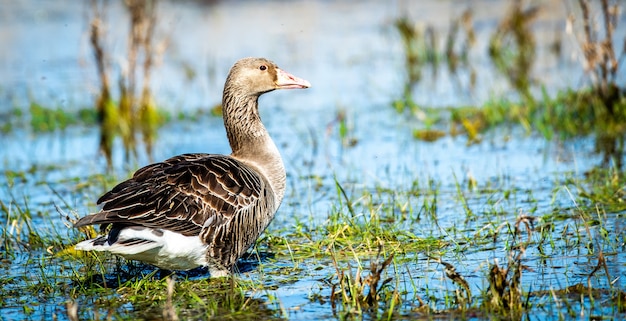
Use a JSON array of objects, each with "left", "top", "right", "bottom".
[{"left": 1, "top": 1, "right": 624, "bottom": 169}]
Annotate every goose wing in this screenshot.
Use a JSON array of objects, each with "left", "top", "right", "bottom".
[{"left": 74, "top": 154, "right": 263, "bottom": 237}]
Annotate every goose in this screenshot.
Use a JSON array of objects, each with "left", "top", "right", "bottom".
[{"left": 74, "top": 57, "right": 310, "bottom": 277}]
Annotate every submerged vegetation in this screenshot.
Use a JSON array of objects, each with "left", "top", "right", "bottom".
[{"left": 1, "top": 0, "right": 626, "bottom": 320}]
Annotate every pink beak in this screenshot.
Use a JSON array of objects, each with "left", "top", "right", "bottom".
[{"left": 275, "top": 68, "right": 311, "bottom": 89}]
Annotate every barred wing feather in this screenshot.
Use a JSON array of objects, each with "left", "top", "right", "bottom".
[{"left": 74, "top": 154, "right": 264, "bottom": 238}]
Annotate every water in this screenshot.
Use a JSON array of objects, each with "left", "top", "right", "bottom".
[{"left": 1, "top": 0, "right": 625, "bottom": 320}]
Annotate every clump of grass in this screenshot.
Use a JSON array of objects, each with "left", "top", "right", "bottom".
[
  {"left": 392, "top": 10, "right": 476, "bottom": 114},
  {"left": 574, "top": 166, "right": 626, "bottom": 213},
  {"left": 394, "top": 16, "right": 425, "bottom": 99},
  {"left": 321, "top": 180, "right": 446, "bottom": 257},
  {"left": 328, "top": 247, "right": 398, "bottom": 319},
  {"left": 0, "top": 196, "right": 53, "bottom": 260},
  {"left": 488, "top": 0, "right": 539, "bottom": 103},
  {"left": 327, "top": 108, "right": 358, "bottom": 148},
  {"left": 432, "top": 258, "right": 472, "bottom": 309},
  {"left": 413, "top": 128, "right": 446, "bottom": 142},
  {"left": 480, "top": 215, "right": 535, "bottom": 318},
  {"left": 260, "top": 178, "right": 446, "bottom": 259},
  {"left": 57, "top": 264, "right": 280, "bottom": 320},
  {"left": 574, "top": 0, "right": 626, "bottom": 167},
  {"left": 577, "top": 0, "right": 622, "bottom": 104},
  {"left": 111, "top": 273, "right": 280, "bottom": 320},
  {"left": 89, "top": 0, "right": 168, "bottom": 167},
  {"left": 445, "top": 9, "right": 475, "bottom": 80},
  {"left": 0, "top": 108, "right": 22, "bottom": 133},
  {"left": 449, "top": 105, "right": 492, "bottom": 144}
]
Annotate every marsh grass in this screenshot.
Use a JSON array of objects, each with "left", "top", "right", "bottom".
[
  {"left": 327, "top": 248, "right": 398, "bottom": 319},
  {"left": 1, "top": 147, "right": 626, "bottom": 319},
  {"left": 3, "top": 66, "right": 626, "bottom": 321},
  {"left": 3, "top": 2, "right": 626, "bottom": 320},
  {"left": 263, "top": 178, "right": 543, "bottom": 317}
]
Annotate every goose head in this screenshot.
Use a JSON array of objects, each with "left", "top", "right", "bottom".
[{"left": 225, "top": 57, "right": 311, "bottom": 97}]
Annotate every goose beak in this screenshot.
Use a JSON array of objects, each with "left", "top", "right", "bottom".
[{"left": 275, "top": 68, "right": 311, "bottom": 89}]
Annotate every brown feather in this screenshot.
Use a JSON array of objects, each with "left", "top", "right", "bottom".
[{"left": 75, "top": 154, "right": 263, "bottom": 238}]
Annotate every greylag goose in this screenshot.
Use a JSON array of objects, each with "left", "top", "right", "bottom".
[{"left": 74, "top": 57, "right": 310, "bottom": 277}]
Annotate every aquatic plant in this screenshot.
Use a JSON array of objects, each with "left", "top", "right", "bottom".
[
  {"left": 392, "top": 10, "right": 476, "bottom": 115},
  {"left": 575, "top": 0, "right": 626, "bottom": 167},
  {"left": 479, "top": 215, "right": 533, "bottom": 318},
  {"left": 328, "top": 247, "right": 398, "bottom": 319},
  {"left": 488, "top": 0, "right": 539, "bottom": 104},
  {"left": 89, "top": 0, "right": 167, "bottom": 167}
]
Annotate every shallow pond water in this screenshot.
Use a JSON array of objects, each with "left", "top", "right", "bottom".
[{"left": 1, "top": 0, "right": 625, "bottom": 320}]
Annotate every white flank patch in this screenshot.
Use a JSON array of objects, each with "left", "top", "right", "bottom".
[{"left": 75, "top": 228, "right": 208, "bottom": 271}]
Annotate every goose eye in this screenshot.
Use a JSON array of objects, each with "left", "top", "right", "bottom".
[{"left": 259, "top": 65, "right": 267, "bottom": 71}]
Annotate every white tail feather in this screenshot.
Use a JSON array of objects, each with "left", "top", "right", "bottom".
[{"left": 74, "top": 227, "right": 209, "bottom": 271}]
